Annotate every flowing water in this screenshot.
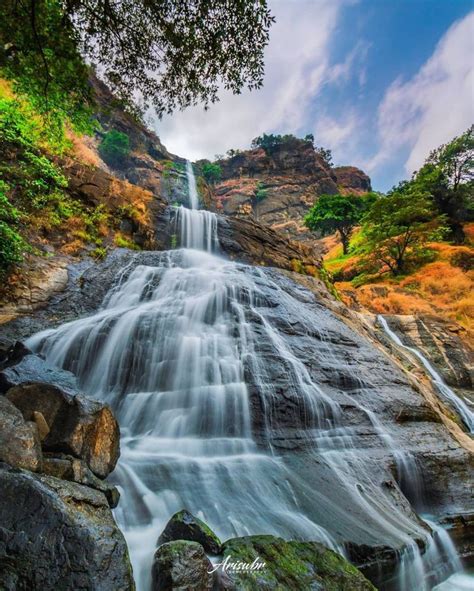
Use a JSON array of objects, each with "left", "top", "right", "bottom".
[
  {"left": 26, "top": 164, "right": 467, "bottom": 590},
  {"left": 378, "top": 315, "right": 474, "bottom": 433}
]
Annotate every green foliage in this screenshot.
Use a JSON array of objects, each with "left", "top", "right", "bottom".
[
  {"left": 412, "top": 125, "right": 474, "bottom": 243},
  {"left": 98, "top": 130, "right": 130, "bottom": 167},
  {"left": 226, "top": 148, "right": 242, "bottom": 158},
  {"left": 254, "top": 181, "right": 268, "bottom": 202},
  {"left": 0, "top": 0, "right": 93, "bottom": 140},
  {"left": 91, "top": 246, "right": 107, "bottom": 260},
  {"left": 114, "top": 234, "right": 140, "bottom": 250},
  {"left": 202, "top": 162, "right": 222, "bottom": 185},
  {"left": 315, "top": 146, "right": 333, "bottom": 167},
  {"left": 305, "top": 194, "right": 371, "bottom": 255},
  {"left": 251, "top": 133, "right": 298, "bottom": 152},
  {"left": 361, "top": 189, "right": 446, "bottom": 276},
  {"left": 0, "top": 181, "right": 26, "bottom": 275},
  {"left": 1, "top": 0, "right": 273, "bottom": 118}
]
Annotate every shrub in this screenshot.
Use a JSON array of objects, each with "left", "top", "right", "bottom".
[
  {"left": 99, "top": 130, "right": 130, "bottom": 167},
  {"left": 0, "top": 181, "right": 26, "bottom": 275},
  {"left": 202, "top": 162, "right": 221, "bottom": 184},
  {"left": 254, "top": 181, "right": 268, "bottom": 201}
]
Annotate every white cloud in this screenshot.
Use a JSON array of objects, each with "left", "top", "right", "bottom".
[
  {"left": 369, "top": 12, "right": 474, "bottom": 176},
  {"left": 315, "top": 112, "right": 358, "bottom": 150},
  {"left": 149, "top": 1, "right": 344, "bottom": 160}
]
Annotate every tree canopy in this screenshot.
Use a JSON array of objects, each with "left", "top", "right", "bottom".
[
  {"left": 413, "top": 125, "right": 474, "bottom": 243},
  {"left": 304, "top": 193, "right": 373, "bottom": 255},
  {"left": 362, "top": 189, "right": 445, "bottom": 275},
  {"left": 0, "top": 0, "right": 274, "bottom": 119},
  {"left": 201, "top": 162, "right": 222, "bottom": 185}
]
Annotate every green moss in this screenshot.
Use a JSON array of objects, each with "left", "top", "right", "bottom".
[
  {"left": 114, "top": 234, "right": 140, "bottom": 250},
  {"left": 221, "top": 536, "right": 376, "bottom": 591}
]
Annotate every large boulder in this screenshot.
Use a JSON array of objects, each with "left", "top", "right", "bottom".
[
  {"left": 152, "top": 540, "right": 214, "bottom": 591},
  {"left": 158, "top": 510, "right": 222, "bottom": 555},
  {"left": 0, "top": 397, "right": 42, "bottom": 472},
  {"left": 0, "top": 352, "right": 79, "bottom": 394},
  {"left": 0, "top": 463, "right": 134, "bottom": 590},
  {"left": 219, "top": 535, "right": 376, "bottom": 591},
  {"left": 6, "top": 382, "right": 119, "bottom": 478},
  {"left": 42, "top": 454, "right": 120, "bottom": 508}
]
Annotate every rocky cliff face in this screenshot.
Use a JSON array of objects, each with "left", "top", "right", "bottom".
[
  {"left": 0, "top": 345, "right": 134, "bottom": 589},
  {"left": 209, "top": 138, "right": 370, "bottom": 255}
]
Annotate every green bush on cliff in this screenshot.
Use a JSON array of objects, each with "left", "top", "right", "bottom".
[
  {"left": 98, "top": 130, "right": 130, "bottom": 167},
  {"left": 202, "top": 162, "right": 221, "bottom": 185}
]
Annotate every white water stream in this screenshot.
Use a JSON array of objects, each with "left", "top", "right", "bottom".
[
  {"left": 378, "top": 315, "right": 474, "bottom": 433},
  {"left": 26, "top": 163, "right": 467, "bottom": 590}
]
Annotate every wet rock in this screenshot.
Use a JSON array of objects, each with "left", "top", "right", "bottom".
[
  {"left": 217, "top": 214, "right": 319, "bottom": 274},
  {"left": 0, "top": 397, "right": 42, "bottom": 472},
  {"left": 0, "top": 353, "right": 80, "bottom": 394},
  {"left": 383, "top": 315, "right": 474, "bottom": 390},
  {"left": 0, "top": 341, "right": 31, "bottom": 369},
  {"left": 6, "top": 383, "right": 119, "bottom": 478},
  {"left": 152, "top": 540, "right": 214, "bottom": 591},
  {"left": 33, "top": 410, "right": 50, "bottom": 441},
  {"left": 158, "top": 510, "right": 222, "bottom": 554},
  {"left": 0, "top": 462, "right": 134, "bottom": 590},
  {"left": 42, "top": 454, "right": 120, "bottom": 508},
  {"left": 219, "top": 535, "right": 376, "bottom": 590},
  {"left": 394, "top": 404, "right": 443, "bottom": 424},
  {"left": 440, "top": 514, "right": 474, "bottom": 566},
  {"left": 345, "top": 541, "right": 399, "bottom": 587}
]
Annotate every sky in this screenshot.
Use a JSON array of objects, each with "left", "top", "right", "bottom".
[{"left": 150, "top": 0, "right": 474, "bottom": 192}]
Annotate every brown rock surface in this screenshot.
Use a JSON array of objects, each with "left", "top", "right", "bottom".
[
  {"left": 6, "top": 382, "right": 120, "bottom": 478},
  {"left": 209, "top": 138, "right": 371, "bottom": 254},
  {"left": 0, "top": 397, "right": 42, "bottom": 472}
]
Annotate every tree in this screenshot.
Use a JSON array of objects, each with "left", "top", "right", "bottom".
[
  {"left": 305, "top": 194, "right": 369, "bottom": 255},
  {"left": 0, "top": 1, "right": 274, "bottom": 118},
  {"left": 98, "top": 130, "right": 130, "bottom": 167},
  {"left": 251, "top": 133, "right": 297, "bottom": 152},
  {"left": 414, "top": 125, "right": 474, "bottom": 243},
  {"left": 362, "top": 190, "right": 445, "bottom": 276},
  {"left": 202, "top": 162, "right": 221, "bottom": 185},
  {"left": 315, "top": 146, "right": 333, "bottom": 167}
]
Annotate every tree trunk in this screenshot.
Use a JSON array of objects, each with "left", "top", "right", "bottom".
[
  {"left": 449, "top": 221, "right": 465, "bottom": 245},
  {"left": 340, "top": 233, "right": 349, "bottom": 255}
]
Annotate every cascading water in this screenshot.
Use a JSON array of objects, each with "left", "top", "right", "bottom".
[
  {"left": 26, "top": 165, "right": 467, "bottom": 590},
  {"left": 377, "top": 315, "right": 474, "bottom": 433}
]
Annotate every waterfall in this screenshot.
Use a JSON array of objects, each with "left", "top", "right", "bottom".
[
  {"left": 378, "top": 315, "right": 474, "bottom": 433},
  {"left": 186, "top": 160, "right": 199, "bottom": 210},
  {"left": 26, "top": 171, "right": 467, "bottom": 590}
]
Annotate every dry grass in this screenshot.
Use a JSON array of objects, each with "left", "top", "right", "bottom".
[{"left": 324, "top": 225, "right": 474, "bottom": 342}]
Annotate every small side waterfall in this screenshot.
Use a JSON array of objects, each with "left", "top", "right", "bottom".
[
  {"left": 26, "top": 166, "right": 468, "bottom": 590},
  {"left": 378, "top": 315, "right": 474, "bottom": 433}
]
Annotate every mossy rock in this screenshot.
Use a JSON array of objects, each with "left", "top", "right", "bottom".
[
  {"left": 220, "top": 535, "right": 377, "bottom": 591},
  {"left": 157, "top": 509, "right": 222, "bottom": 554},
  {"left": 152, "top": 540, "right": 213, "bottom": 591}
]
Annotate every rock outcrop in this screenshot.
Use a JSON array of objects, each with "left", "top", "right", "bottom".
[
  {"left": 0, "top": 397, "right": 42, "bottom": 472},
  {"left": 152, "top": 541, "right": 214, "bottom": 591},
  {"left": 158, "top": 510, "right": 222, "bottom": 555},
  {"left": 0, "top": 463, "right": 134, "bottom": 590},
  {"left": 220, "top": 535, "right": 376, "bottom": 591},
  {"left": 381, "top": 314, "right": 473, "bottom": 393},
  {"left": 209, "top": 138, "right": 371, "bottom": 253},
  {"left": 0, "top": 356, "right": 131, "bottom": 588},
  {"left": 152, "top": 515, "right": 376, "bottom": 591},
  {"left": 6, "top": 382, "right": 120, "bottom": 478}
]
